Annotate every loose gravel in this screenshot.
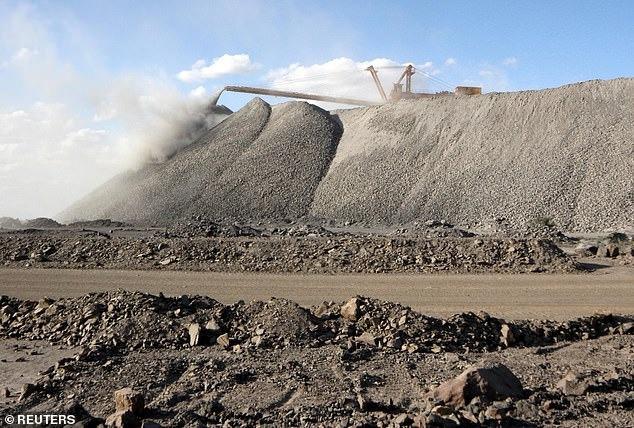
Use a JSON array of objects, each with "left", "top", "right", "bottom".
[
  {"left": 0, "top": 227, "right": 577, "bottom": 274},
  {"left": 312, "top": 78, "right": 634, "bottom": 232}
]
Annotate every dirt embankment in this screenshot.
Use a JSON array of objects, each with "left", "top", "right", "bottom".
[{"left": 0, "top": 227, "right": 577, "bottom": 274}]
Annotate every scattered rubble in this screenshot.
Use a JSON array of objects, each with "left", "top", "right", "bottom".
[
  {"left": 68, "top": 219, "right": 129, "bottom": 229},
  {"left": 166, "top": 217, "right": 263, "bottom": 238},
  {"left": 0, "top": 228, "right": 578, "bottom": 273},
  {"left": 2, "top": 293, "right": 631, "bottom": 354},
  {"left": 1, "top": 291, "right": 632, "bottom": 426},
  {"left": 392, "top": 220, "right": 476, "bottom": 239},
  {"left": 114, "top": 387, "right": 145, "bottom": 414},
  {"left": 596, "top": 233, "right": 634, "bottom": 259},
  {"left": 557, "top": 371, "right": 591, "bottom": 396}
]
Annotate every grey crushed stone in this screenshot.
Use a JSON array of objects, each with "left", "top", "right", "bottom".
[
  {"left": 311, "top": 78, "right": 634, "bottom": 232},
  {"left": 60, "top": 79, "right": 633, "bottom": 232}
]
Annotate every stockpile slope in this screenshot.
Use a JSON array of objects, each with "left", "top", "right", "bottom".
[
  {"left": 60, "top": 98, "right": 271, "bottom": 223},
  {"left": 200, "top": 101, "right": 342, "bottom": 219},
  {"left": 61, "top": 99, "right": 341, "bottom": 224},
  {"left": 310, "top": 78, "right": 633, "bottom": 231}
]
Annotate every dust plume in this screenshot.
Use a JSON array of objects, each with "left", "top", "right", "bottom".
[{"left": 93, "top": 78, "right": 230, "bottom": 167}]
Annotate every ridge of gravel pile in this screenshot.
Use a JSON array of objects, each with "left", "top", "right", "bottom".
[
  {"left": 311, "top": 78, "right": 634, "bottom": 232},
  {"left": 0, "top": 229, "right": 577, "bottom": 273},
  {"left": 1, "top": 291, "right": 632, "bottom": 353},
  {"left": 198, "top": 101, "right": 342, "bottom": 220},
  {"left": 61, "top": 98, "right": 341, "bottom": 224}
]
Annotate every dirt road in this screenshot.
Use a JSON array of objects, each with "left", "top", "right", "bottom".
[{"left": 1, "top": 267, "right": 632, "bottom": 319}]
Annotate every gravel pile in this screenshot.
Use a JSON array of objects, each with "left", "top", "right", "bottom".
[
  {"left": 0, "top": 229, "right": 577, "bottom": 273},
  {"left": 0, "top": 217, "right": 62, "bottom": 230},
  {"left": 61, "top": 99, "right": 341, "bottom": 224},
  {"left": 60, "top": 79, "right": 632, "bottom": 232},
  {"left": 311, "top": 78, "right": 634, "bottom": 232},
  {"left": 0, "top": 217, "right": 23, "bottom": 229},
  {"left": 199, "top": 100, "right": 341, "bottom": 220},
  {"left": 61, "top": 98, "right": 271, "bottom": 224},
  {"left": 2, "top": 291, "right": 631, "bottom": 353}
]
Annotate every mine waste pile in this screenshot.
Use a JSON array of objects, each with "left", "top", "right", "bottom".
[
  {"left": 61, "top": 78, "right": 633, "bottom": 233},
  {"left": 1, "top": 291, "right": 633, "bottom": 426},
  {"left": 0, "top": 219, "right": 589, "bottom": 273}
]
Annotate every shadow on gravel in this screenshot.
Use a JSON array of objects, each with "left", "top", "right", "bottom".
[
  {"left": 576, "top": 261, "right": 612, "bottom": 271},
  {"left": 533, "top": 343, "right": 571, "bottom": 355}
]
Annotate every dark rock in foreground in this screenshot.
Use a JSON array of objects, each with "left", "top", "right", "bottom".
[{"left": 1, "top": 291, "right": 632, "bottom": 427}]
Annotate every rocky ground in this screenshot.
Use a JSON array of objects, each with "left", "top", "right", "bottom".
[
  {"left": 0, "top": 220, "right": 632, "bottom": 426},
  {"left": 1, "top": 218, "right": 632, "bottom": 274},
  {"left": 1, "top": 291, "right": 633, "bottom": 427}
]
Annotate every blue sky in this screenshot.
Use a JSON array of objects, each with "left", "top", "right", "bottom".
[
  {"left": 1, "top": 0, "right": 633, "bottom": 217},
  {"left": 3, "top": 0, "right": 633, "bottom": 109}
]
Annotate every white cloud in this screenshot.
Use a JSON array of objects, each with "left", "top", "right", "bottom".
[
  {"left": 264, "top": 57, "right": 443, "bottom": 109},
  {"left": 469, "top": 64, "right": 511, "bottom": 91},
  {"left": 0, "top": 5, "right": 227, "bottom": 218},
  {"left": 1, "top": 47, "right": 39, "bottom": 69},
  {"left": 61, "top": 128, "right": 107, "bottom": 148},
  {"left": 12, "top": 47, "right": 38, "bottom": 62},
  {"left": 417, "top": 61, "right": 439, "bottom": 75},
  {"left": 189, "top": 86, "right": 207, "bottom": 98},
  {"left": 444, "top": 57, "right": 457, "bottom": 66},
  {"left": 177, "top": 54, "right": 260, "bottom": 83},
  {"left": 0, "top": 102, "right": 118, "bottom": 218},
  {"left": 0, "top": 5, "right": 83, "bottom": 101},
  {"left": 502, "top": 56, "right": 518, "bottom": 66}
]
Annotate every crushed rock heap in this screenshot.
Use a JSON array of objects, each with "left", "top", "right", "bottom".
[
  {"left": 0, "top": 227, "right": 577, "bottom": 273},
  {"left": 2, "top": 292, "right": 630, "bottom": 352},
  {"left": 61, "top": 99, "right": 341, "bottom": 224},
  {"left": 61, "top": 78, "right": 634, "bottom": 232}
]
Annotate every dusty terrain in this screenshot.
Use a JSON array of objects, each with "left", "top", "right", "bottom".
[
  {"left": 0, "top": 225, "right": 632, "bottom": 426},
  {"left": 1, "top": 267, "right": 633, "bottom": 320},
  {"left": 1, "top": 292, "right": 633, "bottom": 427},
  {"left": 1, "top": 79, "right": 633, "bottom": 426}
]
